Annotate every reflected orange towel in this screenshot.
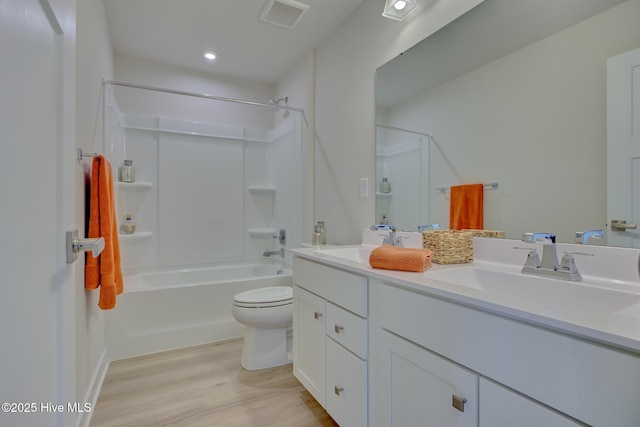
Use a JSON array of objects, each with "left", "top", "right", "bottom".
[
  {"left": 369, "top": 244, "right": 433, "bottom": 272},
  {"left": 450, "top": 183, "right": 484, "bottom": 230},
  {"left": 85, "top": 155, "right": 123, "bottom": 310}
]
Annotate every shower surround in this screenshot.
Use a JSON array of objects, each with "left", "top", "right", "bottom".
[{"left": 102, "top": 84, "right": 303, "bottom": 358}]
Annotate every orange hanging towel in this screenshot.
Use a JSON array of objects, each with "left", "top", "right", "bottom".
[
  {"left": 449, "top": 183, "right": 484, "bottom": 230},
  {"left": 85, "top": 155, "right": 123, "bottom": 310}
]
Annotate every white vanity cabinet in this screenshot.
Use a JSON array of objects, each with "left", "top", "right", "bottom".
[
  {"left": 374, "top": 281, "right": 640, "bottom": 427},
  {"left": 293, "top": 257, "right": 368, "bottom": 427}
]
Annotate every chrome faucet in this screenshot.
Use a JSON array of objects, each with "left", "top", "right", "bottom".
[
  {"left": 263, "top": 248, "right": 285, "bottom": 257},
  {"left": 522, "top": 232, "right": 558, "bottom": 270},
  {"left": 370, "top": 224, "right": 404, "bottom": 247},
  {"left": 518, "top": 232, "right": 588, "bottom": 281},
  {"left": 376, "top": 226, "right": 404, "bottom": 247},
  {"left": 264, "top": 229, "right": 286, "bottom": 257},
  {"left": 575, "top": 229, "right": 604, "bottom": 245}
]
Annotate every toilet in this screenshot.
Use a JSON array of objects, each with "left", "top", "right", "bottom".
[{"left": 231, "top": 286, "right": 293, "bottom": 371}]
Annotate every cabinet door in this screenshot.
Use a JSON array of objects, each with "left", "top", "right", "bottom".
[
  {"left": 378, "top": 329, "right": 478, "bottom": 427},
  {"left": 293, "top": 285, "right": 326, "bottom": 407},
  {"left": 326, "top": 337, "right": 367, "bottom": 427},
  {"left": 479, "top": 378, "right": 582, "bottom": 427}
]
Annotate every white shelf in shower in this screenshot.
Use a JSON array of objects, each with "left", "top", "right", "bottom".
[
  {"left": 376, "top": 192, "right": 392, "bottom": 198},
  {"left": 119, "top": 231, "right": 152, "bottom": 243},
  {"left": 248, "top": 185, "right": 276, "bottom": 195},
  {"left": 117, "top": 181, "right": 153, "bottom": 191},
  {"left": 248, "top": 228, "right": 276, "bottom": 237}
]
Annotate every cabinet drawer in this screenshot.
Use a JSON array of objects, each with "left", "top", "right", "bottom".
[
  {"left": 326, "top": 337, "right": 367, "bottom": 427},
  {"left": 326, "top": 302, "right": 368, "bottom": 359},
  {"left": 293, "top": 257, "right": 367, "bottom": 316},
  {"left": 480, "top": 378, "right": 582, "bottom": 427}
]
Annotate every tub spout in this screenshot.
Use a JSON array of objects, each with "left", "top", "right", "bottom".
[{"left": 263, "top": 248, "right": 285, "bottom": 257}]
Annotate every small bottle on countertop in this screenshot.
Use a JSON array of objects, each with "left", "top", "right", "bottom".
[
  {"left": 312, "top": 224, "right": 322, "bottom": 246},
  {"left": 317, "top": 221, "right": 326, "bottom": 244},
  {"left": 118, "top": 160, "right": 135, "bottom": 183},
  {"left": 120, "top": 214, "right": 136, "bottom": 234}
]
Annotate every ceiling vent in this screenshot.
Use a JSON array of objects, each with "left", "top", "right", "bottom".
[{"left": 259, "top": 0, "right": 309, "bottom": 30}]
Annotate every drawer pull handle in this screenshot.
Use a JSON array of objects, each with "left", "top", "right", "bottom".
[
  {"left": 452, "top": 395, "right": 467, "bottom": 412},
  {"left": 334, "top": 386, "right": 344, "bottom": 396},
  {"left": 334, "top": 324, "right": 344, "bottom": 333},
  {"left": 314, "top": 311, "right": 323, "bottom": 319}
]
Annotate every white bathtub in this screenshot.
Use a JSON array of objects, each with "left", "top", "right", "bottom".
[{"left": 106, "top": 262, "right": 293, "bottom": 360}]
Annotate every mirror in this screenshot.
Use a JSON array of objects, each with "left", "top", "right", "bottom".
[{"left": 375, "top": 0, "right": 640, "bottom": 244}]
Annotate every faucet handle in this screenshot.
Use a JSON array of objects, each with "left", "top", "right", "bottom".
[
  {"left": 514, "top": 246, "right": 540, "bottom": 268},
  {"left": 559, "top": 251, "right": 593, "bottom": 273}
]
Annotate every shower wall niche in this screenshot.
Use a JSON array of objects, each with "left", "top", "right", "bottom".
[{"left": 105, "top": 87, "right": 303, "bottom": 272}]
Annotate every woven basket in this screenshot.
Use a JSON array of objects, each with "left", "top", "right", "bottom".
[
  {"left": 462, "top": 229, "right": 506, "bottom": 239},
  {"left": 422, "top": 230, "right": 473, "bottom": 264}
]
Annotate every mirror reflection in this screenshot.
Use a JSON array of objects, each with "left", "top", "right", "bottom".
[{"left": 375, "top": 0, "right": 640, "bottom": 245}]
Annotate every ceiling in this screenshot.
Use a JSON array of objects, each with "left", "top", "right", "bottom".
[{"left": 103, "top": 0, "right": 364, "bottom": 85}]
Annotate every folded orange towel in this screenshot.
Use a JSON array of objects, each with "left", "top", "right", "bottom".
[
  {"left": 85, "top": 155, "right": 123, "bottom": 310},
  {"left": 369, "top": 244, "right": 433, "bottom": 272},
  {"left": 450, "top": 183, "right": 484, "bottom": 230}
]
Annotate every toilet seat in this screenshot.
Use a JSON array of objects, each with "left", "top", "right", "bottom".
[{"left": 233, "top": 286, "right": 293, "bottom": 308}]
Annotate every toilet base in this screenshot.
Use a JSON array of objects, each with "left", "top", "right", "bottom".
[{"left": 240, "top": 326, "right": 292, "bottom": 371}]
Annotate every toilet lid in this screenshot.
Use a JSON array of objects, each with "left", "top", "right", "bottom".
[{"left": 233, "top": 286, "right": 293, "bottom": 305}]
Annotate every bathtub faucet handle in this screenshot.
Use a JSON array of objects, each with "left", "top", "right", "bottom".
[{"left": 274, "top": 229, "right": 286, "bottom": 245}]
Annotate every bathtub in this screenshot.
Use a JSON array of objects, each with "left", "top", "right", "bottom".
[{"left": 105, "top": 262, "right": 292, "bottom": 360}]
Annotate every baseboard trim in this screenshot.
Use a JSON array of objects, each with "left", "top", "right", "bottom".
[{"left": 76, "top": 346, "right": 110, "bottom": 427}]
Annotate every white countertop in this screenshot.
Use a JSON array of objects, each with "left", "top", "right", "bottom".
[{"left": 290, "top": 239, "right": 640, "bottom": 354}]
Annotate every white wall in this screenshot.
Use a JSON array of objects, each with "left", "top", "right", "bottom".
[
  {"left": 384, "top": 0, "right": 640, "bottom": 242},
  {"left": 275, "top": 53, "right": 312, "bottom": 241},
  {"left": 310, "top": 0, "right": 484, "bottom": 244},
  {"left": 75, "top": 0, "right": 113, "bottom": 420},
  {"left": 113, "top": 54, "right": 275, "bottom": 130}
]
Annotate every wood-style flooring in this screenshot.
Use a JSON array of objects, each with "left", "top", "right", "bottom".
[{"left": 91, "top": 339, "right": 338, "bottom": 427}]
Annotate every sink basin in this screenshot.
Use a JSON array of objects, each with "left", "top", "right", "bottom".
[
  {"left": 425, "top": 267, "right": 640, "bottom": 315},
  {"left": 314, "top": 246, "right": 373, "bottom": 264}
]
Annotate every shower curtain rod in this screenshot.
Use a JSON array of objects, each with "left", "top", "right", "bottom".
[
  {"left": 102, "top": 80, "right": 304, "bottom": 113},
  {"left": 375, "top": 124, "right": 432, "bottom": 138}
]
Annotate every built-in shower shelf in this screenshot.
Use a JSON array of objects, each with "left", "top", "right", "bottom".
[
  {"left": 248, "top": 228, "right": 276, "bottom": 237},
  {"left": 117, "top": 181, "right": 153, "bottom": 190},
  {"left": 376, "top": 192, "right": 393, "bottom": 198},
  {"left": 248, "top": 185, "right": 276, "bottom": 195},
  {"left": 119, "top": 231, "right": 152, "bottom": 243}
]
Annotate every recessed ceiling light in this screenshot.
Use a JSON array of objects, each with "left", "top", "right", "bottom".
[
  {"left": 202, "top": 51, "right": 217, "bottom": 61},
  {"left": 394, "top": 1, "right": 407, "bottom": 10},
  {"left": 382, "top": 0, "right": 417, "bottom": 21}
]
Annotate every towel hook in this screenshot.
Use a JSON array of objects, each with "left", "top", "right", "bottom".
[{"left": 66, "top": 229, "right": 105, "bottom": 264}]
